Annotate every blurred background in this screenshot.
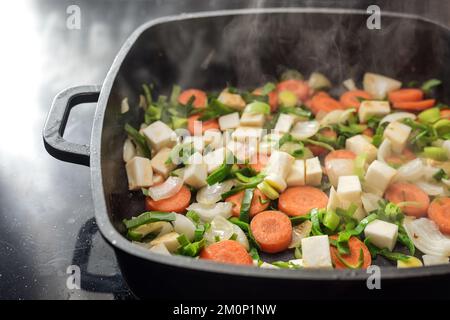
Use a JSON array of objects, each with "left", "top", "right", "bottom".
[{"left": 0, "top": 0, "right": 448, "bottom": 299}]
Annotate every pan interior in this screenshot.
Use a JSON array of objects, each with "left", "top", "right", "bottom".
[{"left": 98, "top": 11, "right": 450, "bottom": 266}]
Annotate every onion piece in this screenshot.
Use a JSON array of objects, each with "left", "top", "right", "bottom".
[
  {"left": 380, "top": 112, "right": 416, "bottom": 124},
  {"left": 123, "top": 138, "right": 136, "bottom": 162},
  {"left": 339, "top": 108, "right": 357, "bottom": 124},
  {"left": 422, "top": 165, "right": 441, "bottom": 181},
  {"left": 172, "top": 214, "right": 196, "bottom": 241},
  {"left": 203, "top": 216, "right": 249, "bottom": 250},
  {"left": 326, "top": 159, "right": 355, "bottom": 187},
  {"left": 186, "top": 202, "right": 233, "bottom": 222},
  {"left": 147, "top": 176, "right": 183, "bottom": 201},
  {"left": 196, "top": 180, "right": 235, "bottom": 205},
  {"left": 290, "top": 120, "right": 320, "bottom": 140},
  {"left": 403, "top": 217, "right": 450, "bottom": 257},
  {"left": 320, "top": 110, "right": 344, "bottom": 126},
  {"left": 361, "top": 193, "right": 383, "bottom": 213},
  {"left": 377, "top": 139, "right": 392, "bottom": 163},
  {"left": 289, "top": 220, "right": 312, "bottom": 248},
  {"left": 414, "top": 180, "right": 445, "bottom": 196},
  {"left": 395, "top": 158, "right": 424, "bottom": 182}
]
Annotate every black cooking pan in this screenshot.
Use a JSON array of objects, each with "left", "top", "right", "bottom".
[{"left": 43, "top": 8, "right": 450, "bottom": 299}]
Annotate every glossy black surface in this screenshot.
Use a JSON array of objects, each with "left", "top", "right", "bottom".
[{"left": 1, "top": 0, "right": 449, "bottom": 300}]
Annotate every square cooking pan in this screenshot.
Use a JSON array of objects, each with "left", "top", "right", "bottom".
[{"left": 43, "top": 8, "right": 450, "bottom": 299}]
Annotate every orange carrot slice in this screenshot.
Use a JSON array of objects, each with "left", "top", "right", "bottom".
[
  {"left": 200, "top": 240, "right": 253, "bottom": 265},
  {"left": 226, "top": 189, "right": 270, "bottom": 218},
  {"left": 187, "top": 114, "right": 220, "bottom": 135},
  {"left": 178, "top": 89, "right": 207, "bottom": 109},
  {"left": 250, "top": 211, "right": 292, "bottom": 253},
  {"left": 340, "top": 90, "right": 372, "bottom": 109},
  {"left": 276, "top": 79, "right": 310, "bottom": 102},
  {"left": 393, "top": 99, "right": 436, "bottom": 111},
  {"left": 388, "top": 89, "right": 424, "bottom": 104},
  {"left": 145, "top": 185, "right": 191, "bottom": 213},
  {"left": 384, "top": 183, "right": 430, "bottom": 217},
  {"left": 330, "top": 235, "right": 372, "bottom": 269},
  {"left": 428, "top": 197, "right": 450, "bottom": 235},
  {"left": 310, "top": 93, "right": 344, "bottom": 115},
  {"left": 278, "top": 186, "right": 329, "bottom": 217}
]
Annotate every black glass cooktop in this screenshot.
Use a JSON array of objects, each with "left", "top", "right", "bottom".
[{"left": 0, "top": 0, "right": 448, "bottom": 300}]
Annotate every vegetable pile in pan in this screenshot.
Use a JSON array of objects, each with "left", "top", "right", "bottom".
[{"left": 121, "top": 70, "right": 450, "bottom": 269}]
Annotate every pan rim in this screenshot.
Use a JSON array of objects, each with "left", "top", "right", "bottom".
[{"left": 90, "top": 7, "right": 450, "bottom": 282}]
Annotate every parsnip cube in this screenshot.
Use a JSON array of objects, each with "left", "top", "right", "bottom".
[
  {"left": 142, "top": 120, "right": 176, "bottom": 151},
  {"left": 364, "top": 219, "right": 398, "bottom": 251},
  {"left": 240, "top": 112, "right": 265, "bottom": 127},
  {"left": 327, "top": 187, "right": 340, "bottom": 211},
  {"left": 231, "top": 127, "right": 263, "bottom": 142},
  {"left": 184, "top": 154, "right": 208, "bottom": 189},
  {"left": 150, "top": 147, "right": 176, "bottom": 178},
  {"left": 358, "top": 100, "right": 391, "bottom": 123},
  {"left": 305, "top": 157, "right": 322, "bottom": 186},
  {"left": 226, "top": 140, "right": 256, "bottom": 163},
  {"left": 346, "top": 134, "right": 378, "bottom": 163},
  {"left": 364, "top": 160, "right": 397, "bottom": 195},
  {"left": 218, "top": 91, "right": 246, "bottom": 110},
  {"left": 264, "top": 150, "right": 295, "bottom": 179},
  {"left": 218, "top": 112, "right": 240, "bottom": 130},
  {"left": 126, "top": 156, "right": 153, "bottom": 190},
  {"left": 274, "top": 113, "right": 295, "bottom": 133},
  {"left": 337, "top": 175, "right": 362, "bottom": 203},
  {"left": 203, "top": 147, "right": 226, "bottom": 173},
  {"left": 383, "top": 121, "right": 412, "bottom": 153},
  {"left": 286, "top": 159, "right": 306, "bottom": 187},
  {"left": 203, "top": 130, "right": 223, "bottom": 150},
  {"left": 301, "top": 235, "right": 333, "bottom": 269}
]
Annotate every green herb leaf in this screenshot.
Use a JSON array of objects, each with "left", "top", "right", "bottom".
[{"left": 421, "top": 79, "right": 442, "bottom": 94}]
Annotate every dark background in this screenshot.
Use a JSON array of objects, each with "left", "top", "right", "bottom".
[{"left": 0, "top": 0, "right": 448, "bottom": 300}]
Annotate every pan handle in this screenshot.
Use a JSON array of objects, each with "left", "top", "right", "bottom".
[{"left": 43, "top": 85, "right": 101, "bottom": 167}]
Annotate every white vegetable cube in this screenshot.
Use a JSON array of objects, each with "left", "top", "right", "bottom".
[
  {"left": 203, "top": 130, "right": 223, "bottom": 150},
  {"left": 218, "top": 112, "right": 240, "bottom": 130},
  {"left": 364, "top": 160, "right": 397, "bottom": 196},
  {"left": 218, "top": 90, "right": 246, "bottom": 110},
  {"left": 346, "top": 135, "right": 378, "bottom": 163},
  {"left": 126, "top": 156, "right": 153, "bottom": 190},
  {"left": 184, "top": 153, "right": 208, "bottom": 189},
  {"left": 358, "top": 101, "right": 391, "bottom": 123},
  {"left": 301, "top": 235, "right": 333, "bottom": 269},
  {"left": 142, "top": 120, "right": 176, "bottom": 151},
  {"left": 203, "top": 147, "right": 226, "bottom": 173},
  {"left": 364, "top": 219, "right": 398, "bottom": 251},
  {"left": 337, "top": 175, "right": 362, "bottom": 203},
  {"left": 327, "top": 187, "right": 341, "bottom": 211},
  {"left": 274, "top": 113, "right": 295, "bottom": 133},
  {"left": 383, "top": 121, "right": 412, "bottom": 153},
  {"left": 149, "top": 243, "right": 171, "bottom": 256},
  {"left": 422, "top": 255, "right": 449, "bottom": 266},
  {"left": 264, "top": 150, "right": 295, "bottom": 179},
  {"left": 150, "top": 147, "right": 176, "bottom": 178},
  {"left": 286, "top": 160, "right": 306, "bottom": 187},
  {"left": 240, "top": 112, "right": 265, "bottom": 127},
  {"left": 231, "top": 127, "right": 263, "bottom": 142},
  {"left": 305, "top": 157, "right": 322, "bottom": 186}
]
